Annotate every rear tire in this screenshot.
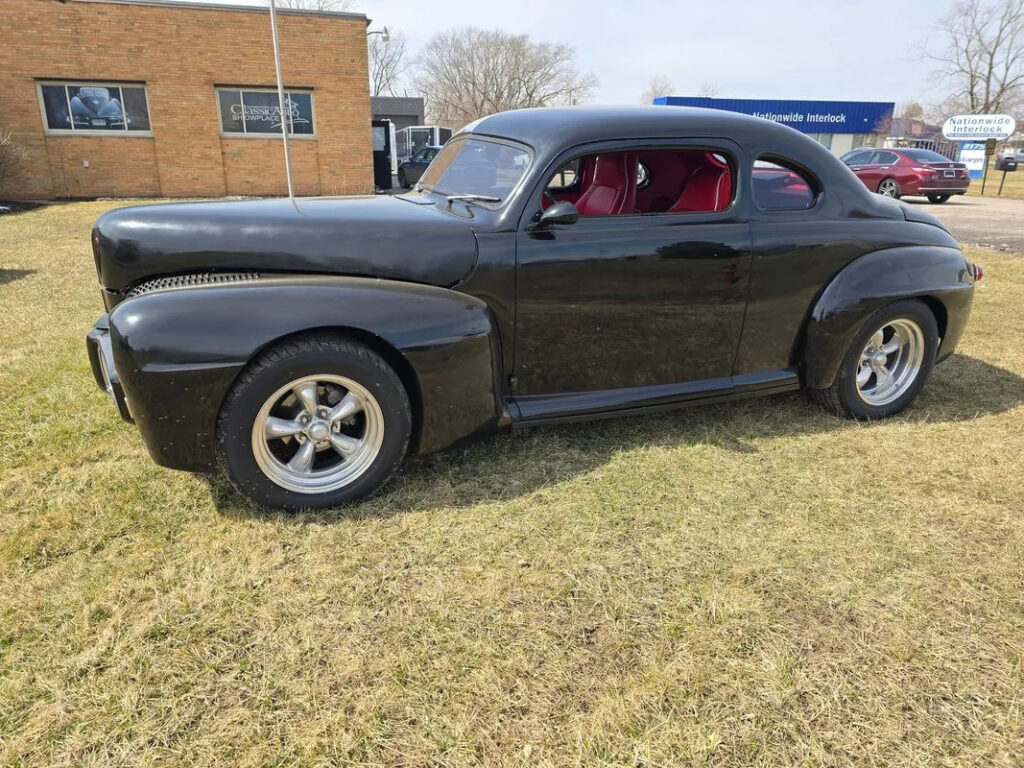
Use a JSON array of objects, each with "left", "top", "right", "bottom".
[
  {"left": 877, "top": 177, "right": 901, "bottom": 199},
  {"left": 397, "top": 170, "right": 408, "bottom": 189},
  {"left": 217, "top": 335, "right": 412, "bottom": 510},
  {"left": 807, "top": 300, "right": 938, "bottom": 420},
  {"left": 927, "top": 194, "right": 951, "bottom": 204}
]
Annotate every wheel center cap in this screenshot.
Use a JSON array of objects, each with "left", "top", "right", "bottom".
[
  {"left": 308, "top": 422, "right": 330, "bottom": 441},
  {"left": 873, "top": 352, "right": 888, "bottom": 367}
]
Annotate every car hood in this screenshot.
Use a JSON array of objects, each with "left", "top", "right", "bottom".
[{"left": 93, "top": 195, "right": 479, "bottom": 292}]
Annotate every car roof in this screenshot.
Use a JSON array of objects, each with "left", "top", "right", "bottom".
[
  {"left": 462, "top": 105, "right": 802, "bottom": 149},
  {"left": 457, "top": 105, "right": 901, "bottom": 222}
]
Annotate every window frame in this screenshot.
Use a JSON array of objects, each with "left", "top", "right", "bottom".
[
  {"left": 416, "top": 134, "right": 535, "bottom": 211},
  {"left": 750, "top": 154, "right": 822, "bottom": 213},
  {"left": 529, "top": 139, "right": 743, "bottom": 224},
  {"left": 36, "top": 79, "right": 153, "bottom": 137},
  {"left": 214, "top": 86, "right": 317, "bottom": 140}
]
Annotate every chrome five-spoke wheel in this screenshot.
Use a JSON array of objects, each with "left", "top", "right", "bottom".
[
  {"left": 807, "top": 300, "right": 938, "bottom": 420},
  {"left": 252, "top": 375, "right": 385, "bottom": 494},
  {"left": 855, "top": 318, "right": 925, "bottom": 407}
]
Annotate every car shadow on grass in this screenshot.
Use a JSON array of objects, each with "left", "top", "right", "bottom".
[
  {"left": 209, "top": 353, "right": 1024, "bottom": 522},
  {"left": 0, "top": 269, "right": 35, "bottom": 286}
]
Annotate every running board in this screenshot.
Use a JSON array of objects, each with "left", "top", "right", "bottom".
[{"left": 510, "top": 368, "right": 800, "bottom": 426}]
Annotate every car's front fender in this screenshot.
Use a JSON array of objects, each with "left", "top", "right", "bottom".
[
  {"left": 803, "top": 245, "right": 975, "bottom": 389},
  {"left": 108, "top": 275, "right": 505, "bottom": 471}
]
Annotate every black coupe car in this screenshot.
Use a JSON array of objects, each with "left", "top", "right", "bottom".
[{"left": 87, "top": 106, "right": 978, "bottom": 509}]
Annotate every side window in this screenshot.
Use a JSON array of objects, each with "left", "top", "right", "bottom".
[
  {"left": 872, "top": 151, "right": 898, "bottom": 165},
  {"left": 752, "top": 157, "right": 817, "bottom": 211},
  {"left": 841, "top": 150, "right": 872, "bottom": 166},
  {"left": 543, "top": 149, "right": 734, "bottom": 216}
]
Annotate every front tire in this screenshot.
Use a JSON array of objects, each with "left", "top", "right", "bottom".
[
  {"left": 927, "top": 194, "right": 951, "bottom": 204},
  {"left": 808, "top": 300, "right": 938, "bottom": 420},
  {"left": 877, "top": 177, "right": 901, "bottom": 199},
  {"left": 397, "top": 170, "right": 407, "bottom": 189},
  {"left": 217, "top": 336, "right": 412, "bottom": 510}
]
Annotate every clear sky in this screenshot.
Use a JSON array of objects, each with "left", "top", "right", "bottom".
[{"left": 163, "top": 0, "right": 957, "bottom": 107}]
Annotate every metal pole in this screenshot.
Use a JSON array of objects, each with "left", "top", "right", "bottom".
[
  {"left": 268, "top": 0, "right": 294, "bottom": 199},
  {"left": 998, "top": 169, "right": 1007, "bottom": 197}
]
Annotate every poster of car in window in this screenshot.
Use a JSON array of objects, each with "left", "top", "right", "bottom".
[{"left": 39, "top": 82, "right": 151, "bottom": 133}]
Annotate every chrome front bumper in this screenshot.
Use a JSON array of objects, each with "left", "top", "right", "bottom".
[{"left": 86, "top": 315, "right": 133, "bottom": 423}]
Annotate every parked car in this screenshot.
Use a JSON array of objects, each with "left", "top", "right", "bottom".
[
  {"left": 397, "top": 145, "right": 442, "bottom": 188},
  {"left": 87, "top": 106, "right": 979, "bottom": 509},
  {"left": 997, "top": 146, "right": 1024, "bottom": 162},
  {"left": 70, "top": 87, "right": 126, "bottom": 130},
  {"left": 839, "top": 147, "right": 969, "bottom": 203},
  {"left": 995, "top": 152, "right": 1019, "bottom": 171}
]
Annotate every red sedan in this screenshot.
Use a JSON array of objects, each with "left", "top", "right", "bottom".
[{"left": 840, "top": 147, "right": 970, "bottom": 203}]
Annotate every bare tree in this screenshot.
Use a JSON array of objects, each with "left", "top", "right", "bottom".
[
  {"left": 273, "top": 0, "right": 355, "bottom": 11},
  {"left": 924, "top": 0, "right": 1024, "bottom": 115},
  {"left": 0, "top": 129, "right": 27, "bottom": 190},
  {"left": 413, "top": 28, "right": 597, "bottom": 126},
  {"left": 369, "top": 31, "right": 409, "bottom": 97},
  {"left": 640, "top": 75, "right": 673, "bottom": 105},
  {"left": 698, "top": 82, "right": 721, "bottom": 98},
  {"left": 901, "top": 101, "right": 925, "bottom": 120}
]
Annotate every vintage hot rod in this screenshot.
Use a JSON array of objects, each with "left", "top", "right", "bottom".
[{"left": 87, "top": 106, "right": 978, "bottom": 509}]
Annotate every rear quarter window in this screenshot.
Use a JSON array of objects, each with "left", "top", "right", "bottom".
[{"left": 752, "top": 158, "right": 817, "bottom": 211}]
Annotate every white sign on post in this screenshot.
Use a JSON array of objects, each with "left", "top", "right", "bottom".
[{"left": 942, "top": 114, "right": 1017, "bottom": 140}]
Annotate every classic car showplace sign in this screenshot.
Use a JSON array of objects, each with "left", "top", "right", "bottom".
[
  {"left": 941, "top": 114, "right": 1017, "bottom": 141},
  {"left": 228, "top": 97, "right": 310, "bottom": 131}
]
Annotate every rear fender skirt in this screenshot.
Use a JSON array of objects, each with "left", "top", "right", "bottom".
[
  {"left": 108, "top": 275, "right": 504, "bottom": 472},
  {"left": 803, "top": 246, "right": 975, "bottom": 389}
]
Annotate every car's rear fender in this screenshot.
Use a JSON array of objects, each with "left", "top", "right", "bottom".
[
  {"left": 107, "top": 275, "right": 506, "bottom": 472},
  {"left": 802, "top": 245, "right": 975, "bottom": 389}
]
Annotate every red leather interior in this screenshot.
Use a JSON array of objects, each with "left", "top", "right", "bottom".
[
  {"left": 669, "top": 154, "right": 731, "bottom": 212},
  {"left": 575, "top": 154, "right": 638, "bottom": 216},
  {"left": 545, "top": 150, "right": 732, "bottom": 216}
]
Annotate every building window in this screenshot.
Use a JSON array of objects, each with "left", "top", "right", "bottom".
[
  {"left": 216, "top": 87, "right": 315, "bottom": 137},
  {"left": 38, "top": 81, "right": 151, "bottom": 134}
]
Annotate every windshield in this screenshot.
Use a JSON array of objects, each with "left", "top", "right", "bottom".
[{"left": 416, "top": 136, "right": 531, "bottom": 203}]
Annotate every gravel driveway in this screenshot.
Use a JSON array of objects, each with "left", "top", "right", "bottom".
[{"left": 905, "top": 195, "right": 1024, "bottom": 252}]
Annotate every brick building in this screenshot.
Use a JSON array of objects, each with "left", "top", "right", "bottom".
[{"left": 0, "top": 0, "right": 374, "bottom": 199}]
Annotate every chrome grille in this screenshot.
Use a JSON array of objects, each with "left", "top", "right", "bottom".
[{"left": 125, "top": 271, "right": 260, "bottom": 297}]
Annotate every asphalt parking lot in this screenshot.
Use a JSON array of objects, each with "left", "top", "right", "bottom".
[{"left": 905, "top": 194, "right": 1024, "bottom": 251}]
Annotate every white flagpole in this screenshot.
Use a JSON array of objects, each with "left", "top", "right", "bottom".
[{"left": 268, "top": 0, "right": 295, "bottom": 199}]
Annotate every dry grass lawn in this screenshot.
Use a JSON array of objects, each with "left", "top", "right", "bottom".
[
  {"left": 967, "top": 156, "right": 1024, "bottom": 200},
  {"left": 1, "top": 201, "right": 1022, "bottom": 767}
]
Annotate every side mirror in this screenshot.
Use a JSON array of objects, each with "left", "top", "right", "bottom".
[{"left": 536, "top": 200, "right": 579, "bottom": 227}]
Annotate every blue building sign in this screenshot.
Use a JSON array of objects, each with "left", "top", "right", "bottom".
[{"left": 654, "top": 96, "right": 895, "bottom": 135}]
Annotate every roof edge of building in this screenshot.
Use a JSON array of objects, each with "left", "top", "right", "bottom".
[{"left": 69, "top": 0, "right": 368, "bottom": 21}]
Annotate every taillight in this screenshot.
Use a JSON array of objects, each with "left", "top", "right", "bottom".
[{"left": 974, "top": 264, "right": 984, "bottom": 281}]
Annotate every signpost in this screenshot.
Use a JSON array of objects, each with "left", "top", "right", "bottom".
[
  {"left": 268, "top": 0, "right": 294, "bottom": 201},
  {"left": 982, "top": 138, "right": 997, "bottom": 194},
  {"left": 942, "top": 114, "right": 1018, "bottom": 197}
]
